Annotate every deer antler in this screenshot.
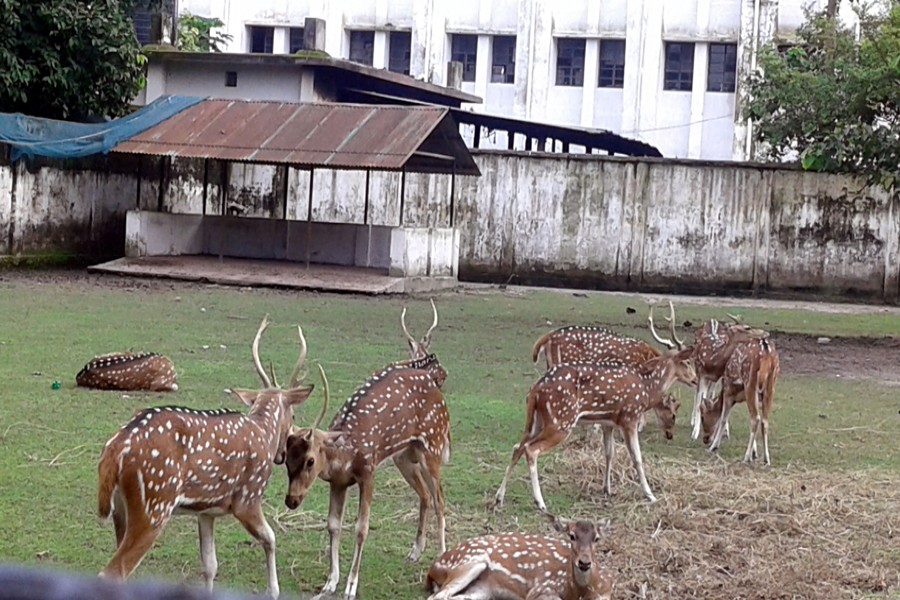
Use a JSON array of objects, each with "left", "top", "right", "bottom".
[
  {"left": 252, "top": 315, "right": 273, "bottom": 388},
  {"left": 400, "top": 307, "right": 416, "bottom": 348},
  {"left": 269, "top": 361, "right": 280, "bottom": 389},
  {"left": 288, "top": 325, "right": 308, "bottom": 388},
  {"left": 648, "top": 304, "right": 677, "bottom": 350},
  {"left": 663, "top": 300, "right": 686, "bottom": 350},
  {"left": 312, "top": 363, "right": 330, "bottom": 430},
  {"left": 726, "top": 312, "right": 743, "bottom": 324},
  {"left": 423, "top": 298, "right": 439, "bottom": 344}
]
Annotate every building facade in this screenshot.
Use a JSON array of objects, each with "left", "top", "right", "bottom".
[{"left": 177, "top": 0, "right": 858, "bottom": 160}]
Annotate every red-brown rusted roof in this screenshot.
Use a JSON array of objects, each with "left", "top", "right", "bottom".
[{"left": 112, "top": 99, "right": 480, "bottom": 176}]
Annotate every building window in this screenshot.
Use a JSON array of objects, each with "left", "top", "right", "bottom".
[
  {"left": 289, "top": 27, "right": 305, "bottom": 53},
  {"left": 389, "top": 31, "right": 411, "bottom": 75},
  {"left": 556, "top": 38, "right": 586, "bottom": 86},
  {"left": 707, "top": 43, "right": 737, "bottom": 92},
  {"left": 225, "top": 71, "right": 237, "bottom": 87},
  {"left": 451, "top": 34, "right": 478, "bottom": 82},
  {"left": 249, "top": 26, "right": 274, "bottom": 53},
  {"left": 349, "top": 30, "right": 375, "bottom": 65},
  {"left": 664, "top": 42, "right": 695, "bottom": 90},
  {"left": 490, "top": 35, "right": 516, "bottom": 83},
  {"left": 598, "top": 39, "right": 626, "bottom": 88}
]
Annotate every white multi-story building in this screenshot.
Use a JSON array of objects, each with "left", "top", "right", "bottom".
[{"left": 178, "top": 0, "right": 858, "bottom": 160}]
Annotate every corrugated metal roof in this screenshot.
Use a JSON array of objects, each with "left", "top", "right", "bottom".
[{"left": 112, "top": 99, "right": 480, "bottom": 175}]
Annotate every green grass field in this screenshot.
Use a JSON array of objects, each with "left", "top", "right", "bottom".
[{"left": 1, "top": 271, "right": 898, "bottom": 599}]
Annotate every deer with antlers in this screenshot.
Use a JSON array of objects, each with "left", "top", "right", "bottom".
[
  {"left": 96, "top": 316, "right": 315, "bottom": 598},
  {"left": 702, "top": 337, "right": 781, "bottom": 464},
  {"left": 282, "top": 352, "right": 451, "bottom": 599},
  {"left": 531, "top": 301, "right": 694, "bottom": 440},
  {"left": 77, "top": 352, "right": 178, "bottom": 392},
  {"left": 494, "top": 311, "right": 697, "bottom": 508},
  {"left": 401, "top": 298, "right": 440, "bottom": 360},
  {"left": 425, "top": 517, "right": 614, "bottom": 600},
  {"left": 688, "top": 316, "right": 771, "bottom": 441}
]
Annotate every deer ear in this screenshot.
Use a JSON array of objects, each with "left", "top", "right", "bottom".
[
  {"left": 321, "top": 431, "right": 346, "bottom": 446},
  {"left": 286, "top": 384, "right": 314, "bottom": 406},
  {"left": 550, "top": 515, "right": 570, "bottom": 534},
  {"left": 230, "top": 388, "right": 259, "bottom": 407}
]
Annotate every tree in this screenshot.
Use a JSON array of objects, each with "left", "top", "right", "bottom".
[
  {"left": 177, "top": 12, "right": 233, "bottom": 53},
  {"left": 0, "top": 0, "right": 146, "bottom": 120},
  {"left": 745, "top": 4, "right": 900, "bottom": 189}
]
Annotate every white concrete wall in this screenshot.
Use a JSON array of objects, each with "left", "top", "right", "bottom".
[
  {"left": 4, "top": 150, "right": 898, "bottom": 301},
  {"left": 177, "top": 0, "right": 860, "bottom": 161}
]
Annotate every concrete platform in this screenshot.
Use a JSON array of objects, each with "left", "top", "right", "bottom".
[{"left": 88, "top": 255, "right": 459, "bottom": 295}]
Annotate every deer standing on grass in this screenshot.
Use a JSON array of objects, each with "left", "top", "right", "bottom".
[
  {"left": 531, "top": 301, "right": 695, "bottom": 439},
  {"left": 96, "top": 316, "right": 315, "bottom": 598},
  {"left": 77, "top": 352, "right": 178, "bottom": 392},
  {"left": 493, "top": 311, "right": 697, "bottom": 508},
  {"left": 282, "top": 354, "right": 451, "bottom": 599},
  {"left": 702, "top": 338, "right": 781, "bottom": 464},
  {"left": 425, "top": 517, "right": 614, "bottom": 600},
  {"left": 688, "top": 317, "right": 771, "bottom": 441}
]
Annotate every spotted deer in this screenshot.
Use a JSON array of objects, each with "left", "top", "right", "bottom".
[
  {"left": 402, "top": 298, "right": 439, "bottom": 360},
  {"left": 689, "top": 317, "right": 771, "bottom": 441},
  {"left": 77, "top": 352, "right": 178, "bottom": 392},
  {"left": 96, "top": 316, "right": 315, "bottom": 598},
  {"left": 493, "top": 347, "right": 696, "bottom": 509},
  {"left": 282, "top": 355, "right": 451, "bottom": 599},
  {"left": 702, "top": 338, "right": 781, "bottom": 464},
  {"left": 387, "top": 300, "right": 447, "bottom": 388},
  {"left": 425, "top": 518, "right": 614, "bottom": 600},
  {"left": 531, "top": 302, "right": 694, "bottom": 439}
]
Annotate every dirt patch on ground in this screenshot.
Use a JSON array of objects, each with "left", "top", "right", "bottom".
[
  {"left": 772, "top": 332, "right": 900, "bottom": 384},
  {"left": 554, "top": 444, "right": 900, "bottom": 600}
]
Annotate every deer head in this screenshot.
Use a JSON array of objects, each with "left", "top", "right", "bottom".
[
  {"left": 283, "top": 367, "right": 342, "bottom": 509},
  {"left": 229, "top": 315, "right": 315, "bottom": 465},
  {"left": 648, "top": 301, "right": 687, "bottom": 351},
  {"left": 401, "top": 298, "right": 439, "bottom": 359},
  {"left": 550, "top": 517, "right": 607, "bottom": 590},
  {"left": 654, "top": 393, "right": 682, "bottom": 440}
]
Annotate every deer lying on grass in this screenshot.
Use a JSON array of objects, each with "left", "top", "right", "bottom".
[
  {"left": 425, "top": 517, "right": 614, "bottom": 600},
  {"left": 531, "top": 301, "right": 694, "bottom": 439},
  {"left": 282, "top": 354, "right": 451, "bottom": 599},
  {"left": 689, "top": 317, "right": 771, "bottom": 441},
  {"left": 493, "top": 343, "right": 696, "bottom": 508},
  {"left": 77, "top": 352, "right": 178, "bottom": 392},
  {"left": 96, "top": 316, "right": 314, "bottom": 598},
  {"left": 702, "top": 338, "right": 781, "bottom": 464}
]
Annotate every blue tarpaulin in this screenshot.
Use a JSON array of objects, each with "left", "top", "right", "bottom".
[{"left": 0, "top": 95, "right": 204, "bottom": 162}]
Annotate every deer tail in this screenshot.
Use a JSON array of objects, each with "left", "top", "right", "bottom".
[
  {"left": 97, "top": 443, "right": 121, "bottom": 519},
  {"left": 532, "top": 332, "right": 553, "bottom": 370},
  {"left": 442, "top": 430, "right": 452, "bottom": 465}
]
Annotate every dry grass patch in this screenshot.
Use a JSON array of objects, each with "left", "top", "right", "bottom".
[{"left": 553, "top": 439, "right": 900, "bottom": 600}]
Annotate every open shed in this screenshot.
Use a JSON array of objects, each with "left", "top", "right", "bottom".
[{"left": 90, "top": 98, "right": 480, "bottom": 294}]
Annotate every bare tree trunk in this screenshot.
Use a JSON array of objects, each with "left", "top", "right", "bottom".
[{"left": 826, "top": 0, "right": 839, "bottom": 18}]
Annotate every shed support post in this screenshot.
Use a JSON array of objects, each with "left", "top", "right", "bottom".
[
  {"left": 398, "top": 168, "right": 406, "bottom": 227},
  {"left": 306, "top": 169, "right": 314, "bottom": 269},
  {"left": 364, "top": 169, "right": 372, "bottom": 268}
]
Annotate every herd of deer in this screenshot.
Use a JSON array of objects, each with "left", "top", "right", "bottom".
[{"left": 92, "top": 299, "right": 779, "bottom": 600}]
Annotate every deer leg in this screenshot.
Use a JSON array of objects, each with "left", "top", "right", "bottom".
[
  {"left": 601, "top": 425, "right": 616, "bottom": 496},
  {"left": 690, "top": 379, "right": 711, "bottom": 441},
  {"left": 344, "top": 476, "right": 374, "bottom": 599},
  {"left": 524, "top": 428, "right": 569, "bottom": 512},
  {"left": 112, "top": 491, "right": 127, "bottom": 548},
  {"left": 422, "top": 453, "right": 447, "bottom": 554},
  {"left": 743, "top": 394, "right": 761, "bottom": 463},
  {"left": 621, "top": 426, "right": 657, "bottom": 503},
  {"left": 708, "top": 391, "right": 737, "bottom": 453},
  {"left": 322, "top": 484, "right": 348, "bottom": 594},
  {"left": 394, "top": 450, "right": 431, "bottom": 562},
  {"left": 198, "top": 514, "right": 217, "bottom": 592},
  {"left": 427, "top": 556, "right": 490, "bottom": 600},
  {"left": 233, "top": 504, "right": 279, "bottom": 599},
  {"left": 100, "top": 508, "right": 164, "bottom": 581}
]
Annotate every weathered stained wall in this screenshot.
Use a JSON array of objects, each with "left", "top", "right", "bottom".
[
  {"left": 456, "top": 152, "right": 900, "bottom": 301},
  {"left": 2, "top": 147, "right": 899, "bottom": 301}
]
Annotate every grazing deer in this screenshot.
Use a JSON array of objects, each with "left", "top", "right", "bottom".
[
  {"left": 689, "top": 317, "right": 770, "bottom": 441},
  {"left": 77, "top": 352, "right": 177, "bottom": 392},
  {"left": 96, "top": 316, "right": 314, "bottom": 598},
  {"left": 493, "top": 347, "right": 697, "bottom": 509},
  {"left": 282, "top": 355, "right": 451, "bottom": 599},
  {"left": 531, "top": 301, "right": 694, "bottom": 439},
  {"left": 703, "top": 338, "right": 781, "bottom": 464},
  {"left": 425, "top": 517, "right": 614, "bottom": 600}
]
